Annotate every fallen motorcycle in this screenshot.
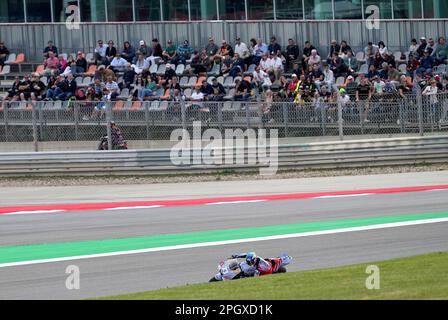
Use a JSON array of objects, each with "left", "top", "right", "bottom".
[{"left": 209, "top": 253, "right": 293, "bottom": 282}]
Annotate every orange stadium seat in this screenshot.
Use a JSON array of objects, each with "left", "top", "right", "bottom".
[
  {"left": 130, "top": 101, "right": 142, "bottom": 110},
  {"left": 195, "top": 76, "right": 206, "bottom": 87},
  {"left": 112, "top": 100, "right": 124, "bottom": 110},
  {"left": 35, "top": 65, "right": 45, "bottom": 74},
  {"left": 160, "top": 89, "right": 171, "bottom": 100},
  {"left": 12, "top": 53, "right": 25, "bottom": 64},
  {"left": 86, "top": 64, "right": 97, "bottom": 76}
]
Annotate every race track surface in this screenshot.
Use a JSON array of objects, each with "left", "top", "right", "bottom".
[{"left": 0, "top": 173, "right": 447, "bottom": 299}]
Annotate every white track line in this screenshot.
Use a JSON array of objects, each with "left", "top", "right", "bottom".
[
  {"left": 4, "top": 210, "right": 66, "bottom": 216},
  {"left": 205, "top": 200, "right": 267, "bottom": 205},
  {"left": 314, "top": 193, "right": 374, "bottom": 199},
  {"left": 1, "top": 217, "right": 447, "bottom": 268},
  {"left": 104, "top": 205, "right": 165, "bottom": 211}
]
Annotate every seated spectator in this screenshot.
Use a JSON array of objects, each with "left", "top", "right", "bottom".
[
  {"left": 322, "top": 62, "right": 334, "bottom": 89},
  {"left": 191, "top": 85, "right": 205, "bottom": 102},
  {"left": 417, "top": 50, "right": 435, "bottom": 76},
  {"left": 122, "top": 63, "right": 136, "bottom": 89},
  {"left": 45, "top": 75, "right": 66, "bottom": 100},
  {"left": 43, "top": 51, "right": 60, "bottom": 76},
  {"left": 164, "top": 63, "right": 176, "bottom": 82},
  {"left": 58, "top": 54, "right": 69, "bottom": 74},
  {"left": 217, "top": 40, "right": 234, "bottom": 61},
  {"left": 146, "top": 38, "right": 163, "bottom": 65},
  {"left": 268, "top": 36, "right": 281, "bottom": 55},
  {"left": 329, "top": 52, "right": 345, "bottom": 78},
  {"left": 162, "top": 40, "right": 177, "bottom": 64},
  {"left": 343, "top": 50, "right": 358, "bottom": 75},
  {"left": 173, "top": 40, "right": 193, "bottom": 66},
  {"left": 0, "top": 41, "right": 10, "bottom": 67},
  {"left": 199, "top": 79, "right": 213, "bottom": 99},
  {"left": 234, "top": 79, "right": 251, "bottom": 101},
  {"left": 2, "top": 76, "right": 21, "bottom": 104},
  {"left": 378, "top": 41, "right": 389, "bottom": 59},
  {"left": 121, "top": 41, "right": 136, "bottom": 63},
  {"left": 88, "top": 78, "right": 105, "bottom": 101},
  {"left": 109, "top": 53, "right": 128, "bottom": 73},
  {"left": 103, "top": 75, "right": 120, "bottom": 101},
  {"left": 205, "top": 37, "right": 219, "bottom": 64},
  {"left": 308, "top": 49, "right": 321, "bottom": 68},
  {"left": 58, "top": 73, "right": 77, "bottom": 101},
  {"left": 388, "top": 64, "right": 401, "bottom": 87},
  {"left": 311, "top": 63, "right": 324, "bottom": 90},
  {"left": 20, "top": 73, "right": 45, "bottom": 101},
  {"left": 435, "top": 37, "right": 448, "bottom": 64},
  {"left": 302, "top": 41, "right": 317, "bottom": 71},
  {"left": 260, "top": 53, "right": 270, "bottom": 72},
  {"left": 252, "top": 38, "right": 268, "bottom": 65},
  {"left": 71, "top": 51, "right": 87, "bottom": 75},
  {"left": 284, "top": 38, "right": 300, "bottom": 72},
  {"left": 138, "top": 74, "right": 158, "bottom": 101},
  {"left": 286, "top": 74, "right": 300, "bottom": 99},
  {"left": 373, "top": 51, "right": 384, "bottom": 70},
  {"left": 220, "top": 53, "right": 233, "bottom": 75},
  {"left": 417, "top": 37, "right": 428, "bottom": 58},
  {"left": 43, "top": 41, "right": 58, "bottom": 59},
  {"left": 135, "top": 40, "right": 151, "bottom": 61},
  {"left": 253, "top": 65, "right": 272, "bottom": 92},
  {"left": 168, "top": 76, "right": 182, "bottom": 97},
  {"left": 105, "top": 40, "right": 117, "bottom": 65},
  {"left": 406, "top": 54, "right": 420, "bottom": 78},
  {"left": 409, "top": 39, "right": 418, "bottom": 57},
  {"left": 267, "top": 51, "right": 283, "bottom": 80},
  {"left": 228, "top": 53, "right": 245, "bottom": 78},
  {"left": 372, "top": 76, "right": 386, "bottom": 95},
  {"left": 190, "top": 50, "right": 208, "bottom": 75},
  {"left": 327, "top": 40, "right": 340, "bottom": 63},
  {"left": 209, "top": 77, "right": 226, "bottom": 101},
  {"left": 364, "top": 41, "right": 379, "bottom": 67},
  {"left": 133, "top": 52, "right": 150, "bottom": 74},
  {"left": 94, "top": 39, "right": 108, "bottom": 65},
  {"left": 234, "top": 37, "right": 251, "bottom": 67},
  {"left": 426, "top": 38, "right": 437, "bottom": 56},
  {"left": 367, "top": 64, "right": 379, "bottom": 80},
  {"left": 339, "top": 40, "right": 352, "bottom": 58}
]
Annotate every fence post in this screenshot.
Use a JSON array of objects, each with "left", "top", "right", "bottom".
[
  {"left": 282, "top": 103, "right": 289, "bottom": 138},
  {"left": 218, "top": 102, "right": 223, "bottom": 133},
  {"left": 32, "top": 102, "right": 39, "bottom": 152},
  {"left": 181, "top": 99, "right": 187, "bottom": 131},
  {"left": 74, "top": 102, "right": 79, "bottom": 141},
  {"left": 337, "top": 94, "right": 344, "bottom": 140},
  {"left": 416, "top": 87, "right": 424, "bottom": 136},
  {"left": 245, "top": 103, "right": 250, "bottom": 130},
  {"left": 144, "top": 102, "right": 150, "bottom": 140},
  {"left": 106, "top": 101, "right": 112, "bottom": 150},
  {"left": 4, "top": 101, "right": 9, "bottom": 142}
]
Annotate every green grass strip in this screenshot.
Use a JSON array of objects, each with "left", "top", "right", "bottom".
[{"left": 1, "top": 211, "right": 447, "bottom": 264}]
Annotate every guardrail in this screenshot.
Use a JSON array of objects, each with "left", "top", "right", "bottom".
[{"left": 0, "top": 136, "right": 447, "bottom": 176}]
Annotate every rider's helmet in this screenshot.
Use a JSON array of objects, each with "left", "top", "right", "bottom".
[{"left": 246, "top": 252, "right": 257, "bottom": 265}]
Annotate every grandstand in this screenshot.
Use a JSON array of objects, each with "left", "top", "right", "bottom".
[{"left": 0, "top": 0, "right": 448, "bottom": 141}]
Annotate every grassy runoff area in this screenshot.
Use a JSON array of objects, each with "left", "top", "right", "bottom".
[{"left": 97, "top": 252, "right": 448, "bottom": 300}]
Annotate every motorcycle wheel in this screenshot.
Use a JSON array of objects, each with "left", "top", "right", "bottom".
[
  {"left": 209, "top": 277, "right": 220, "bottom": 282},
  {"left": 276, "top": 266, "right": 287, "bottom": 273}
]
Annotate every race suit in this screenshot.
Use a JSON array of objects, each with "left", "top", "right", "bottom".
[{"left": 233, "top": 253, "right": 274, "bottom": 276}]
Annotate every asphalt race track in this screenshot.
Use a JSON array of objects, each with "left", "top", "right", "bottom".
[{"left": 0, "top": 183, "right": 447, "bottom": 300}]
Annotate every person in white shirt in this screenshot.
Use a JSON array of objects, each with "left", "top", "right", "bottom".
[
  {"left": 378, "top": 41, "right": 389, "bottom": 59},
  {"left": 252, "top": 65, "right": 272, "bottom": 91},
  {"left": 109, "top": 54, "right": 128, "bottom": 72},
  {"left": 422, "top": 80, "right": 439, "bottom": 115},
  {"left": 103, "top": 75, "right": 120, "bottom": 101},
  {"left": 409, "top": 39, "right": 418, "bottom": 56},
  {"left": 94, "top": 40, "right": 108, "bottom": 64},
  {"left": 234, "top": 37, "right": 251, "bottom": 66},
  {"left": 133, "top": 52, "right": 150, "bottom": 74},
  {"left": 260, "top": 53, "right": 270, "bottom": 72},
  {"left": 322, "top": 62, "right": 334, "bottom": 89},
  {"left": 308, "top": 49, "right": 321, "bottom": 67},
  {"left": 268, "top": 51, "right": 283, "bottom": 80}
]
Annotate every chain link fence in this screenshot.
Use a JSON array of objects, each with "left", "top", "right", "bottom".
[{"left": 1, "top": 92, "right": 448, "bottom": 151}]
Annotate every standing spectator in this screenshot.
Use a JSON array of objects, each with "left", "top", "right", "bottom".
[
  {"left": 105, "top": 40, "right": 117, "bottom": 65},
  {"left": 422, "top": 80, "right": 439, "bottom": 122},
  {"left": 43, "top": 41, "right": 58, "bottom": 58},
  {"left": 234, "top": 37, "right": 251, "bottom": 67},
  {"left": 162, "top": 40, "right": 178, "bottom": 64},
  {"left": 204, "top": 37, "right": 219, "bottom": 64},
  {"left": 435, "top": 37, "right": 448, "bottom": 64},
  {"left": 121, "top": 41, "right": 136, "bottom": 63},
  {"left": 43, "top": 51, "right": 60, "bottom": 76},
  {"left": 252, "top": 38, "right": 268, "bottom": 65},
  {"left": 173, "top": 40, "right": 193, "bottom": 66},
  {"left": 356, "top": 76, "right": 373, "bottom": 122},
  {"left": 284, "top": 38, "right": 300, "bottom": 72},
  {"left": 0, "top": 41, "right": 10, "bottom": 67},
  {"left": 71, "top": 51, "right": 87, "bottom": 75},
  {"left": 94, "top": 40, "right": 107, "bottom": 65},
  {"left": 268, "top": 36, "right": 281, "bottom": 55}
]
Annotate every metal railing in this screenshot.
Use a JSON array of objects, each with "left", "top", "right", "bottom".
[{"left": 1, "top": 91, "right": 448, "bottom": 151}]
